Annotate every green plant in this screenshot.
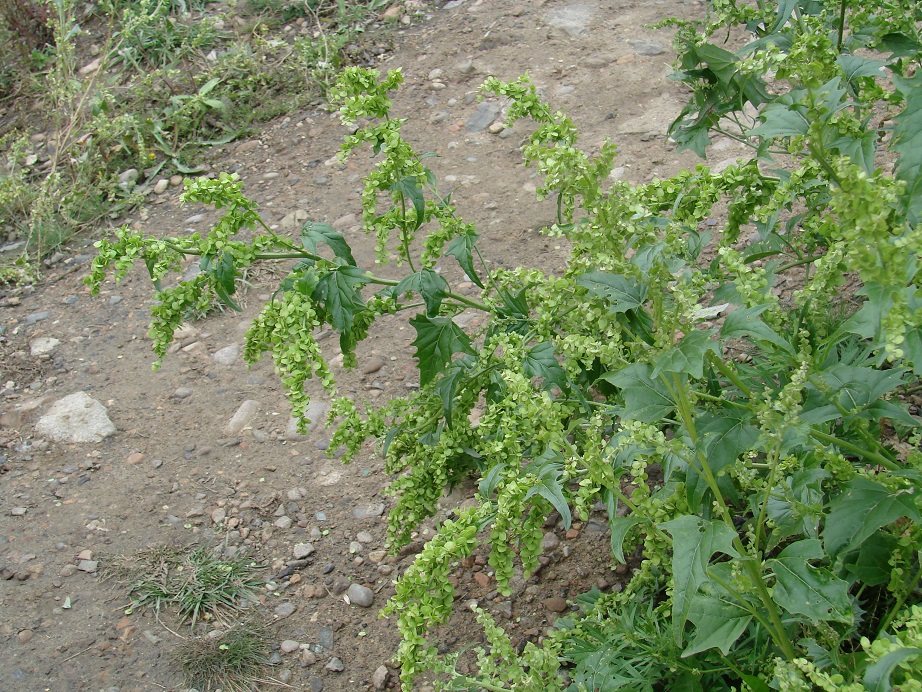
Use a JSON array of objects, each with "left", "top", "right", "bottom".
[
  {"left": 176, "top": 621, "right": 273, "bottom": 692},
  {"left": 105, "top": 545, "right": 263, "bottom": 627},
  {"left": 87, "top": 0, "right": 922, "bottom": 689}
]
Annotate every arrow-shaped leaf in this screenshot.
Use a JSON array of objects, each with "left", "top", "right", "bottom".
[
  {"left": 313, "top": 265, "right": 367, "bottom": 334},
  {"left": 767, "top": 539, "right": 853, "bottom": 624},
  {"left": 600, "top": 363, "right": 676, "bottom": 423},
  {"left": 388, "top": 269, "right": 448, "bottom": 317},
  {"left": 301, "top": 221, "right": 356, "bottom": 266},
  {"left": 409, "top": 315, "right": 476, "bottom": 386},
  {"left": 660, "top": 515, "right": 739, "bottom": 644},
  {"left": 683, "top": 590, "right": 753, "bottom": 657},
  {"left": 523, "top": 341, "right": 568, "bottom": 393},
  {"left": 652, "top": 329, "right": 719, "bottom": 379},
  {"left": 824, "top": 477, "right": 922, "bottom": 559},
  {"left": 577, "top": 272, "right": 648, "bottom": 313}
]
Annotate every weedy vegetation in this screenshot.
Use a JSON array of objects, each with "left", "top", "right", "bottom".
[
  {"left": 0, "top": 0, "right": 395, "bottom": 282},
  {"left": 88, "top": 0, "right": 922, "bottom": 690}
]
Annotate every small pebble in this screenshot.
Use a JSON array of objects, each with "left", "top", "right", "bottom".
[
  {"left": 325, "top": 657, "right": 344, "bottom": 672},
  {"left": 281, "top": 639, "right": 301, "bottom": 653}
]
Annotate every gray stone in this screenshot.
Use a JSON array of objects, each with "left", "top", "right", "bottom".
[
  {"left": 325, "top": 657, "right": 344, "bottom": 672},
  {"left": 353, "top": 503, "right": 385, "bottom": 520},
  {"left": 346, "top": 583, "right": 374, "bottom": 607},
  {"left": 286, "top": 399, "right": 329, "bottom": 439},
  {"left": 212, "top": 344, "right": 240, "bottom": 366},
  {"left": 274, "top": 516, "right": 293, "bottom": 530},
  {"left": 281, "top": 639, "right": 300, "bottom": 653},
  {"left": 36, "top": 392, "right": 116, "bottom": 443},
  {"left": 318, "top": 625, "right": 334, "bottom": 650},
  {"left": 153, "top": 178, "right": 169, "bottom": 194},
  {"left": 361, "top": 356, "right": 386, "bottom": 375},
  {"left": 77, "top": 559, "right": 98, "bottom": 573},
  {"left": 372, "top": 665, "right": 389, "bottom": 690},
  {"left": 293, "top": 543, "right": 315, "bottom": 559},
  {"left": 466, "top": 102, "right": 500, "bottom": 132},
  {"left": 356, "top": 531, "right": 373, "bottom": 544},
  {"left": 545, "top": 5, "right": 595, "bottom": 38},
  {"left": 170, "top": 387, "right": 192, "bottom": 400},
  {"left": 24, "top": 311, "right": 49, "bottom": 326},
  {"left": 118, "top": 168, "right": 139, "bottom": 185},
  {"left": 29, "top": 337, "right": 59, "bottom": 356},
  {"left": 540, "top": 532, "right": 560, "bottom": 551},
  {"left": 309, "top": 676, "right": 324, "bottom": 692},
  {"left": 629, "top": 39, "right": 666, "bottom": 56},
  {"left": 274, "top": 601, "right": 296, "bottom": 618},
  {"left": 224, "top": 400, "right": 259, "bottom": 436},
  {"left": 281, "top": 209, "right": 309, "bottom": 230},
  {"left": 10, "top": 507, "right": 27, "bottom": 516}
]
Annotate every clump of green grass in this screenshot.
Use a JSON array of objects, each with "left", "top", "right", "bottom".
[
  {"left": 176, "top": 622, "right": 273, "bottom": 692},
  {"left": 105, "top": 545, "right": 263, "bottom": 626}
]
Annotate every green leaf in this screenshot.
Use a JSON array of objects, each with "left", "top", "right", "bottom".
[
  {"left": 390, "top": 175, "right": 426, "bottom": 230},
  {"left": 600, "top": 363, "right": 676, "bottom": 423},
  {"left": 836, "top": 55, "right": 887, "bottom": 84},
  {"left": 767, "top": 539, "right": 853, "bottom": 624},
  {"left": 878, "top": 32, "right": 922, "bottom": 59},
  {"left": 202, "top": 251, "right": 240, "bottom": 311},
  {"left": 864, "top": 648, "right": 922, "bottom": 692},
  {"left": 609, "top": 516, "right": 644, "bottom": 563},
  {"left": 409, "top": 315, "right": 475, "bottom": 386},
  {"left": 479, "top": 462, "right": 506, "bottom": 497},
  {"left": 389, "top": 269, "right": 448, "bottom": 317},
  {"left": 576, "top": 273, "right": 648, "bottom": 313},
  {"left": 749, "top": 99, "right": 810, "bottom": 139},
  {"left": 892, "top": 72, "right": 922, "bottom": 224},
  {"left": 660, "top": 515, "right": 739, "bottom": 644},
  {"left": 652, "top": 329, "right": 719, "bottom": 379},
  {"left": 844, "top": 532, "right": 898, "bottom": 586},
  {"left": 445, "top": 230, "right": 484, "bottom": 288},
  {"left": 524, "top": 452, "right": 572, "bottom": 529},
  {"left": 824, "top": 477, "right": 922, "bottom": 559},
  {"left": 313, "top": 265, "right": 367, "bottom": 334},
  {"left": 720, "top": 305, "right": 795, "bottom": 353},
  {"left": 522, "top": 341, "right": 568, "bottom": 393},
  {"left": 683, "top": 590, "right": 753, "bottom": 657},
  {"left": 435, "top": 354, "right": 475, "bottom": 423},
  {"left": 301, "top": 221, "right": 357, "bottom": 266}
]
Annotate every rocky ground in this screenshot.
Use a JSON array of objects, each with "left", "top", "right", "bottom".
[{"left": 0, "top": 1, "right": 741, "bottom": 690}]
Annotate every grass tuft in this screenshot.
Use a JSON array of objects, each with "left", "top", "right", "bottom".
[
  {"left": 105, "top": 544, "right": 263, "bottom": 627},
  {"left": 176, "top": 622, "right": 273, "bottom": 692}
]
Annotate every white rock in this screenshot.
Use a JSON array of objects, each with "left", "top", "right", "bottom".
[
  {"left": 153, "top": 178, "right": 169, "bottom": 194},
  {"left": 212, "top": 344, "right": 241, "bottom": 366},
  {"left": 224, "top": 400, "right": 259, "bottom": 435},
  {"left": 30, "top": 337, "right": 60, "bottom": 356},
  {"left": 36, "top": 392, "right": 116, "bottom": 443},
  {"left": 281, "top": 639, "right": 301, "bottom": 653},
  {"left": 293, "top": 542, "right": 315, "bottom": 559}
]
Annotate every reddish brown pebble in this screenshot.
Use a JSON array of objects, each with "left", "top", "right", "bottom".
[
  {"left": 544, "top": 597, "right": 568, "bottom": 613},
  {"left": 473, "top": 572, "right": 490, "bottom": 587},
  {"left": 18, "top": 630, "right": 33, "bottom": 644}
]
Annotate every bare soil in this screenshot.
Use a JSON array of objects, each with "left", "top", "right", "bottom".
[{"left": 0, "top": 1, "right": 745, "bottom": 690}]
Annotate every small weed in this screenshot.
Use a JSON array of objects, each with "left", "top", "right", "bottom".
[
  {"left": 105, "top": 545, "right": 263, "bottom": 627},
  {"left": 176, "top": 622, "right": 273, "bottom": 692}
]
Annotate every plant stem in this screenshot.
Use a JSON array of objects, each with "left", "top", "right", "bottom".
[
  {"left": 707, "top": 352, "right": 754, "bottom": 398},
  {"left": 809, "top": 429, "right": 900, "bottom": 471},
  {"left": 878, "top": 561, "right": 922, "bottom": 635},
  {"left": 836, "top": 0, "right": 847, "bottom": 52},
  {"left": 667, "top": 374, "right": 797, "bottom": 660}
]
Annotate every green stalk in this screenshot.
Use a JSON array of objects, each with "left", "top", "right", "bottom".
[
  {"left": 809, "top": 429, "right": 901, "bottom": 471},
  {"left": 878, "top": 561, "right": 922, "bottom": 636},
  {"left": 707, "top": 352, "right": 754, "bottom": 398},
  {"left": 667, "top": 374, "right": 797, "bottom": 660}
]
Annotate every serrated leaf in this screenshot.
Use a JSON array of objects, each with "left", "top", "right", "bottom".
[
  {"left": 409, "top": 315, "right": 475, "bottom": 386},
  {"left": 749, "top": 100, "right": 810, "bottom": 139},
  {"left": 313, "top": 265, "right": 367, "bottom": 334},
  {"left": 445, "top": 231, "right": 484, "bottom": 288},
  {"left": 576, "top": 273, "right": 648, "bottom": 313},
  {"left": 721, "top": 305, "right": 795, "bottom": 353},
  {"left": 767, "top": 539, "right": 852, "bottom": 624},
  {"left": 824, "top": 477, "right": 922, "bottom": 559},
  {"left": 204, "top": 251, "right": 241, "bottom": 311},
  {"left": 600, "top": 363, "right": 676, "bottom": 423},
  {"left": 864, "top": 648, "right": 922, "bottom": 692},
  {"left": 660, "top": 516, "right": 739, "bottom": 644},
  {"left": 479, "top": 462, "right": 506, "bottom": 497},
  {"left": 836, "top": 55, "right": 887, "bottom": 84},
  {"left": 390, "top": 175, "right": 426, "bottom": 230},
  {"left": 683, "top": 591, "right": 753, "bottom": 657},
  {"left": 652, "top": 329, "right": 718, "bottom": 379},
  {"left": 301, "top": 222, "right": 357, "bottom": 266},
  {"left": 609, "top": 516, "right": 644, "bottom": 563},
  {"left": 844, "top": 532, "right": 897, "bottom": 586},
  {"left": 524, "top": 453, "right": 572, "bottom": 530},
  {"left": 893, "top": 72, "right": 922, "bottom": 224},
  {"left": 878, "top": 32, "right": 922, "bottom": 59},
  {"left": 435, "top": 353, "right": 475, "bottom": 423},
  {"left": 389, "top": 269, "right": 448, "bottom": 317},
  {"left": 523, "top": 341, "right": 568, "bottom": 393}
]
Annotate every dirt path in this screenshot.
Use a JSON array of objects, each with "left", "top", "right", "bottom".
[{"left": 0, "top": 1, "right": 739, "bottom": 690}]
